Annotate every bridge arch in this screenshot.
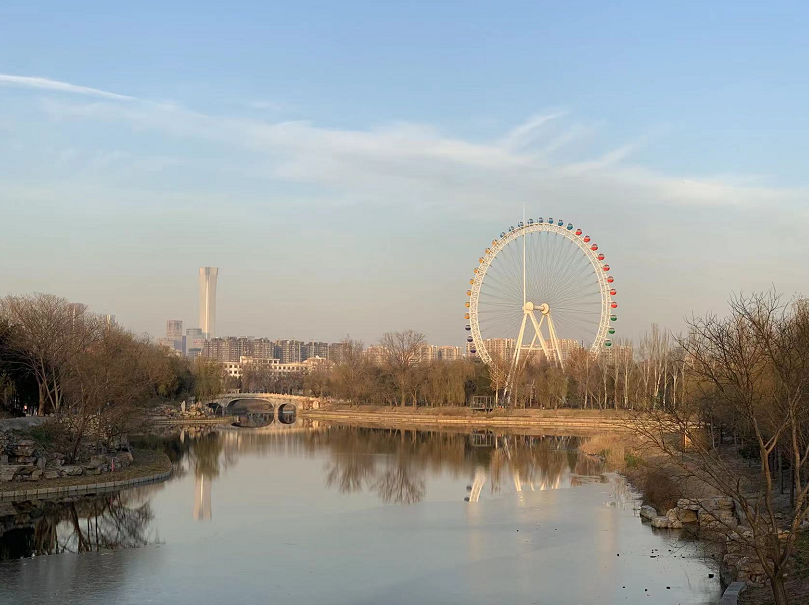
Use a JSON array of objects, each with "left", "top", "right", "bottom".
[{"left": 276, "top": 403, "right": 297, "bottom": 425}]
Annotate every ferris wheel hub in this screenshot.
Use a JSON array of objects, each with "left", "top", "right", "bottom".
[
  {"left": 523, "top": 301, "right": 534, "bottom": 312},
  {"left": 538, "top": 303, "right": 550, "bottom": 315}
]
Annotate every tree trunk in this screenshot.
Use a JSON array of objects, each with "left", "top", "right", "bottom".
[{"left": 770, "top": 574, "right": 789, "bottom": 605}]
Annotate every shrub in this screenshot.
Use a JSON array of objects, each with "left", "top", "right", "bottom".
[
  {"left": 624, "top": 451, "right": 644, "bottom": 469},
  {"left": 642, "top": 468, "right": 680, "bottom": 512}
]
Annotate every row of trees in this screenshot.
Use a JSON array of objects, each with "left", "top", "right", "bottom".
[
  {"left": 275, "top": 326, "right": 690, "bottom": 409},
  {"left": 295, "top": 330, "right": 489, "bottom": 406},
  {"left": 503, "top": 323, "right": 686, "bottom": 410}
]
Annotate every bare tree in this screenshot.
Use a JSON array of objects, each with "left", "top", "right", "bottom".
[
  {"left": 62, "top": 322, "right": 158, "bottom": 459},
  {"left": 331, "top": 336, "right": 368, "bottom": 405},
  {"left": 634, "top": 292, "right": 809, "bottom": 605},
  {"left": 0, "top": 294, "right": 102, "bottom": 415},
  {"left": 193, "top": 357, "right": 226, "bottom": 403},
  {"left": 380, "top": 330, "right": 425, "bottom": 406}
]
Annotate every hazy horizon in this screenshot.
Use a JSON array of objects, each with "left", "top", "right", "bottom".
[{"left": 1, "top": 2, "right": 807, "bottom": 346}]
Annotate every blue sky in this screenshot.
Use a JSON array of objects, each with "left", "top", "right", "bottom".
[{"left": 1, "top": 1, "right": 807, "bottom": 345}]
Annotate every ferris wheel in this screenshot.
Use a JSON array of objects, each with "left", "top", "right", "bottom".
[{"left": 465, "top": 217, "right": 617, "bottom": 374}]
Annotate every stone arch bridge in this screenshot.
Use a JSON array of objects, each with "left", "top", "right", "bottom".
[{"left": 207, "top": 393, "right": 298, "bottom": 424}]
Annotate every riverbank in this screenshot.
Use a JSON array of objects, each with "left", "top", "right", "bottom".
[
  {"left": 303, "top": 405, "right": 633, "bottom": 431},
  {"left": 0, "top": 448, "right": 171, "bottom": 500},
  {"left": 579, "top": 433, "right": 809, "bottom": 604}
]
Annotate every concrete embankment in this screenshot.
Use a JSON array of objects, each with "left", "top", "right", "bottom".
[{"left": 302, "top": 408, "right": 632, "bottom": 432}]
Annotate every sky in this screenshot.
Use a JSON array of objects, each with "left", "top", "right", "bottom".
[{"left": 0, "top": 1, "right": 807, "bottom": 347}]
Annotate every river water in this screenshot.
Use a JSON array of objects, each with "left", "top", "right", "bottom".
[{"left": 0, "top": 423, "right": 721, "bottom": 604}]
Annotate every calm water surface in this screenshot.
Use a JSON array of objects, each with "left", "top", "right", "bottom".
[{"left": 0, "top": 423, "right": 721, "bottom": 604}]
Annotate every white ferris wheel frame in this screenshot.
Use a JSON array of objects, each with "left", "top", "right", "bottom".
[{"left": 468, "top": 221, "right": 613, "bottom": 368}]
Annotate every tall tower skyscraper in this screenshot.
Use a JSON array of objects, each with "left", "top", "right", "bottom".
[{"left": 198, "top": 267, "right": 218, "bottom": 339}]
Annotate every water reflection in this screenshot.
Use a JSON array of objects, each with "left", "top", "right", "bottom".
[
  {"left": 317, "top": 428, "right": 601, "bottom": 505},
  {"left": 0, "top": 423, "right": 723, "bottom": 605},
  {"left": 1, "top": 425, "right": 602, "bottom": 561},
  {"left": 143, "top": 425, "right": 603, "bottom": 508},
  {"left": 0, "top": 489, "right": 157, "bottom": 560}
]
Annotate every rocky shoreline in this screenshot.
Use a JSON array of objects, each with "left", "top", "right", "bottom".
[
  {"left": 1, "top": 427, "right": 134, "bottom": 485},
  {"left": 638, "top": 495, "right": 771, "bottom": 588}
]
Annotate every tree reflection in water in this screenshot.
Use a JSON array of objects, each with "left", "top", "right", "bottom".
[
  {"left": 0, "top": 489, "right": 156, "bottom": 561},
  {"left": 317, "top": 427, "right": 603, "bottom": 505}
]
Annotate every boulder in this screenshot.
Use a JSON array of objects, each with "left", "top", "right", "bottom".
[
  {"left": 13, "top": 440, "right": 36, "bottom": 457},
  {"left": 709, "top": 497, "right": 734, "bottom": 510},
  {"left": 43, "top": 470, "right": 60, "bottom": 479},
  {"left": 25, "top": 469, "right": 43, "bottom": 481},
  {"left": 676, "top": 498, "right": 701, "bottom": 511},
  {"left": 675, "top": 508, "right": 698, "bottom": 523},
  {"left": 87, "top": 454, "right": 107, "bottom": 468},
  {"left": 639, "top": 505, "right": 657, "bottom": 521},
  {"left": 0, "top": 465, "right": 26, "bottom": 481},
  {"left": 14, "top": 456, "right": 36, "bottom": 464},
  {"left": 83, "top": 466, "right": 102, "bottom": 475},
  {"left": 699, "top": 509, "right": 737, "bottom": 529},
  {"left": 36, "top": 457, "right": 46, "bottom": 469},
  {"left": 665, "top": 509, "right": 684, "bottom": 529},
  {"left": 61, "top": 465, "right": 84, "bottom": 476},
  {"left": 652, "top": 515, "right": 680, "bottom": 529}
]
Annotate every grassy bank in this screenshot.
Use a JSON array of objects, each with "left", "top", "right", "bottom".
[
  {"left": 313, "top": 405, "right": 632, "bottom": 418},
  {"left": 304, "top": 405, "right": 633, "bottom": 432},
  {"left": 0, "top": 448, "right": 171, "bottom": 493}
]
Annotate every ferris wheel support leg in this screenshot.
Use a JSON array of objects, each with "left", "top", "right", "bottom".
[
  {"left": 527, "top": 312, "right": 553, "bottom": 365},
  {"left": 546, "top": 312, "right": 565, "bottom": 370},
  {"left": 504, "top": 313, "right": 529, "bottom": 404}
]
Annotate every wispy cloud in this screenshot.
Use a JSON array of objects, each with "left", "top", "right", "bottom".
[
  {"left": 33, "top": 94, "right": 809, "bottom": 216},
  {"left": 0, "top": 73, "right": 804, "bottom": 218},
  {"left": 0, "top": 74, "right": 133, "bottom": 100},
  {"left": 499, "top": 111, "right": 566, "bottom": 151}
]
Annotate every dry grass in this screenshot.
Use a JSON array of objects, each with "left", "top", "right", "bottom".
[
  {"left": 0, "top": 448, "right": 171, "bottom": 493},
  {"left": 322, "top": 404, "right": 631, "bottom": 418}
]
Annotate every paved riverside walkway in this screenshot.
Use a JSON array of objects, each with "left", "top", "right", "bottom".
[
  {"left": 720, "top": 582, "right": 746, "bottom": 604},
  {"left": 0, "top": 468, "right": 172, "bottom": 502}
]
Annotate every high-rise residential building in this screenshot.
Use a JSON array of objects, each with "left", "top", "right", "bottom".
[
  {"left": 186, "top": 328, "right": 205, "bottom": 360},
  {"left": 101, "top": 314, "right": 117, "bottom": 327},
  {"left": 302, "top": 341, "right": 329, "bottom": 360},
  {"left": 166, "top": 320, "right": 184, "bottom": 339},
  {"left": 275, "top": 339, "right": 302, "bottom": 363},
  {"left": 364, "top": 345, "right": 387, "bottom": 365},
  {"left": 202, "top": 338, "right": 233, "bottom": 361},
  {"left": 328, "top": 341, "right": 351, "bottom": 362},
  {"left": 483, "top": 338, "right": 516, "bottom": 362},
  {"left": 416, "top": 344, "right": 437, "bottom": 363},
  {"left": 436, "top": 345, "right": 463, "bottom": 361},
  {"left": 160, "top": 319, "right": 185, "bottom": 354},
  {"left": 198, "top": 267, "right": 218, "bottom": 339},
  {"left": 245, "top": 338, "right": 275, "bottom": 359},
  {"left": 557, "top": 339, "right": 583, "bottom": 362}
]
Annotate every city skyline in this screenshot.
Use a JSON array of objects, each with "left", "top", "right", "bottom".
[{"left": 1, "top": 3, "right": 808, "bottom": 347}]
